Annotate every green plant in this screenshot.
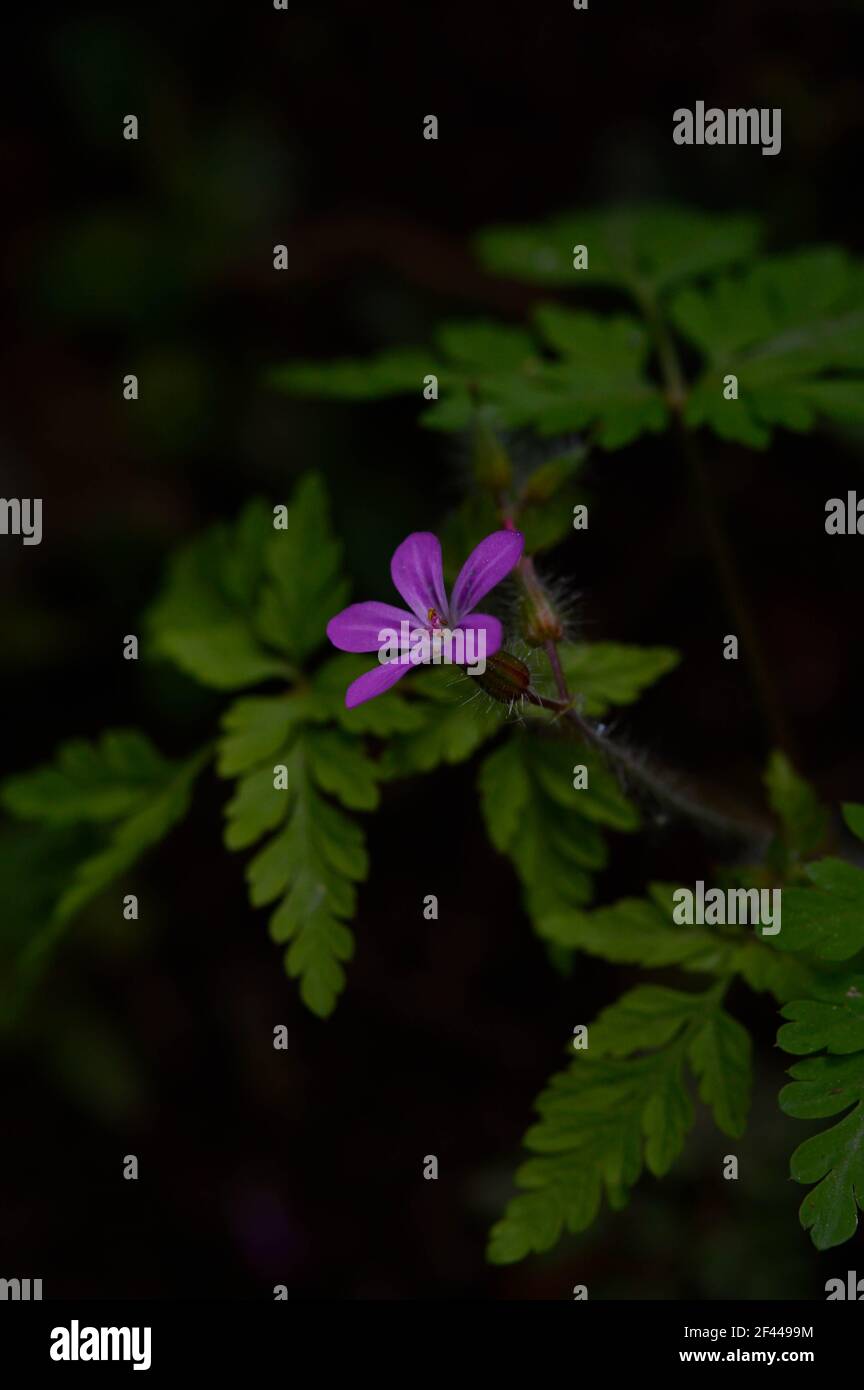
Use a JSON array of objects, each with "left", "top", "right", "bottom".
[{"left": 3, "top": 202, "right": 863, "bottom": 1264}]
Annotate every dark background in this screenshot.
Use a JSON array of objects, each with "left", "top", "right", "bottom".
[{"left": 1, "top": 0, "right": 863, "bottom": 1298}]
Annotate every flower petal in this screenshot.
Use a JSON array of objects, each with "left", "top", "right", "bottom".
[
  {"left": 344, "top": 661, "right": 410, "bottom": 708},
  {"left": 453, "top": 613, "right": 503, "bottom": 661},
  {"left": 327, "top": 602, "right": 416, "bottom": 653},
  {"left": 390, "top": 532, "right": 448, "bottom": 624},
  {"left": 450, "top": 530, "right": 524, "bottom": 622}
]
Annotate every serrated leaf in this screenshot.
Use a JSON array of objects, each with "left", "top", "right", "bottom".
[
  {"left": 489, "top": 984, "right": 747, "bottom": 1263},
  {"left": 434, "top": 320, "right": 537, "bottom": 371},
  {"left": 475, "top": 203, "right": 760, "bottom": 296},
  {"left": 0, "top": 736, "right": 207, "bottom": 1009},
  {"left": 779, "top": 976, "right": 864, "bottom": 1056},
  {"left": 312, "top": 655, "right": 427, "bottom": 736},
  {"left": 674, "top": 249, "right": 864, "bottom": 448},
  {"left": 267, "top": 304, "right": 665, "bottom": 450},
  {"left": 2, "top": 730, "right": 171, "bottom": 823},
  {"left": 688, "top": 1009, "right": 752, "bottom": 1137},
  {"left": 763, "top": 751, "right": 829, "bottom": 861},
  {"left": 223, "top": 725, "right": 374, "bottom": 1017},
  {"left": 147, "top": 476, "right": 347, "bottom": 689},
  {"left": 304, "top": 727, "right": 380, "bottom": 811},
  {"left": 520, "top": 308, "right": 668, "bottom": 449},
  {"left": 558, "top": 641, "right": 680, "bottom": 717},
  {"left": 54, "top": 749, "right": 208, "bottom": 926},
  {"left": 379, "top": 666, "right": 500, "bottom": 778},
  {"left": 779, "top": 1053, "right": 864, "bottom": 1250},
  {"left": 541, "top": 887, "right": 811, "bottom": 1003},
  {"left": 147, "top": 498, "right": 291, "bottom": 689},
  {"left": 588, "top": 984, "right": 707, "bottom": 1057},
  {"left": 257, "top": 473, "right": 349, "bottom": 664},
  {"left": 487, "top": 1191, "right": 563, "bottom": 1265},
  {"left": 773, "top": 857, "right": 864, "bottom": 960},
  {"left": 217, "top": 693, "right": 324, "bottom": 777},
  {"left": 479, "top": 735, "right": 637, "bottom": 922},
  {"left": 477, "top": 740, "right": 532, "bottom": 852}
]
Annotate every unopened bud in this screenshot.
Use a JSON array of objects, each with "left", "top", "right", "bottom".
[
  {"left": 520, "top": 592, "right": 564, "bottom": 646},
  {"left": 470, "top": 650, "right": 531, "bottom": 703}
]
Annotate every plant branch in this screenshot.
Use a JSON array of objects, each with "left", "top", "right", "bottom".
[
  {"left": 636, "top": 283, "right": 793, "bottom": 755},
  {"left": 522, "top": 686, "right": 772, "bottom": 849}
]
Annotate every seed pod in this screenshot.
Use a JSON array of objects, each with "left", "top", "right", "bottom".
[{"left": 469, "top": 650, "right": 531, "bottom": 703}]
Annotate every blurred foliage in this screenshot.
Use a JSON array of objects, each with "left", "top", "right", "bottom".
[{"left": 270, "top": 202, "right": 864, "bottom": 452}]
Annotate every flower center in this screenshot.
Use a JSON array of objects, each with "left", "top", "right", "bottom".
[{"left": 427, "top": 607, "right": 444, "bottom": 630}]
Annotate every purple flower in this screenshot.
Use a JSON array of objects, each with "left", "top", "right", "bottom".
[{"left": 326, "top": 529, "right": 525, "bottom": 707}]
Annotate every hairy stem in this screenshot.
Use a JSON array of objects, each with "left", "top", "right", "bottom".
[
  {"left": 544, "top": 639, "right": 569, "bottom": 702},
  {"left": 523, "top": 686, "right": 771, "bottom": 849}
]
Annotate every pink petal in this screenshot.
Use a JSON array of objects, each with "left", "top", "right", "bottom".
[
  {"left": 450, "top": 530, "right": 524, "bottom": 623},
  {"left": 327, "top": 602, "right": 416, "bottom": 653},
  {"left": 454, "top": 613, "right": 503, "bottom": 660},
  {"left": 345, "top": 661, "right": 410, "bottom": 708},
  {"left": 390, "top": 532, "right": 448, "bottom": 624}
]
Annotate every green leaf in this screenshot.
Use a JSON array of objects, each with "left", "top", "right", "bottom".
[
  {"left": 54, "top": 748, "right": 208, "bottom": 926},
  {"left": 147, "top": 499, "right": 290, "bottom": 689},
  {"left": 778, "top": 971, "right": 864, "bottom": 1249},
  {"left": 267, "top": 304, "right": 666, "bottom": 450},
  {"left": 773, "top": 856, "right": 864, "bottom": 961},
  {"left": 489, "top": 985, "right": 750, "bottom": 1263},
  {"left": 148, "top": 476, "right": 348, "bottom": 688},
  {"left": 779, "top": 1053, "right": 864, "bottom": 1249},
  {"left": 0, "top": 734, "right": 206, "bottom": 1018},
  {"left": 588, "top": 984, "right": 709, "bottom": 1056},
  {"left": 266, "top": 349, "right": 433, "bottom": 399},
  {"left": 304, "top": 727, "right": 380, "bottom": 812},
  {"left": 687, "top": 1008, "right": 752, "bottom": 1137},
  {"left": 479, "top": 735, "right": 638, "bottom": 921},
  {"left": 541, "top": 888, "right": 811, "bottom": 1003},
  {"left": 475, "top": 203, "right": 760, "bottom": 297},
  {"left": 763, "top": 751, "right": 829, "bottom": 861},
  {"left": 489, "top": 1051, "right": 687, "bottom": 1263},
  {"left": 558, "top": 641, "right": 680, "bottom": 717},
  {"left": 674, "top": 248, "right": 864, "bottom": 447},
  {"left": 2, "top": 733, "right": 207, "bottom": 953},
  {"left": 223, "top": 724, "right": 376, "bottom": 1017},
  {"left": 779, "top": 976, "right": 864, "bottom": 1056},
  {"left": 312, "top": 655, "right": 428, "bottom": 736},
  {"left": 217, "top": 692, "right": 325, "bottom": 777},
  {"left": 434, "top": 320, "right": 537, "bottom": 371},
  {"left": 541, "top": 893, "right": 718, "bottom": 965},
  {"left": 0, "top": 822, "right": 101, "bottom": 1026},
  {"left": 2, "top": 730, "right": 173, "bottom": 823},
  {"left": 843, "top": 803, "right": 864, "bottom": 843},
  {"left": 256, "top": 473, "right": 349, "bottom": 664},
  {"left": 514, "top": 446, "right": 589, "bottom": 553},
  {"left": 521, "top": 307, "right": 668, "bottom": 449},
  {"left": 379, "top": 666, "right": 500, "bottom": 778}
]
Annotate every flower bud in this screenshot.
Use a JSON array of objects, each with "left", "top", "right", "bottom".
[
  {"left": 520, "top": 591, "right": 564, "bottom": 646},
  {"left": 470, "top": 650, "right": 531, "bottom": 703}
]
